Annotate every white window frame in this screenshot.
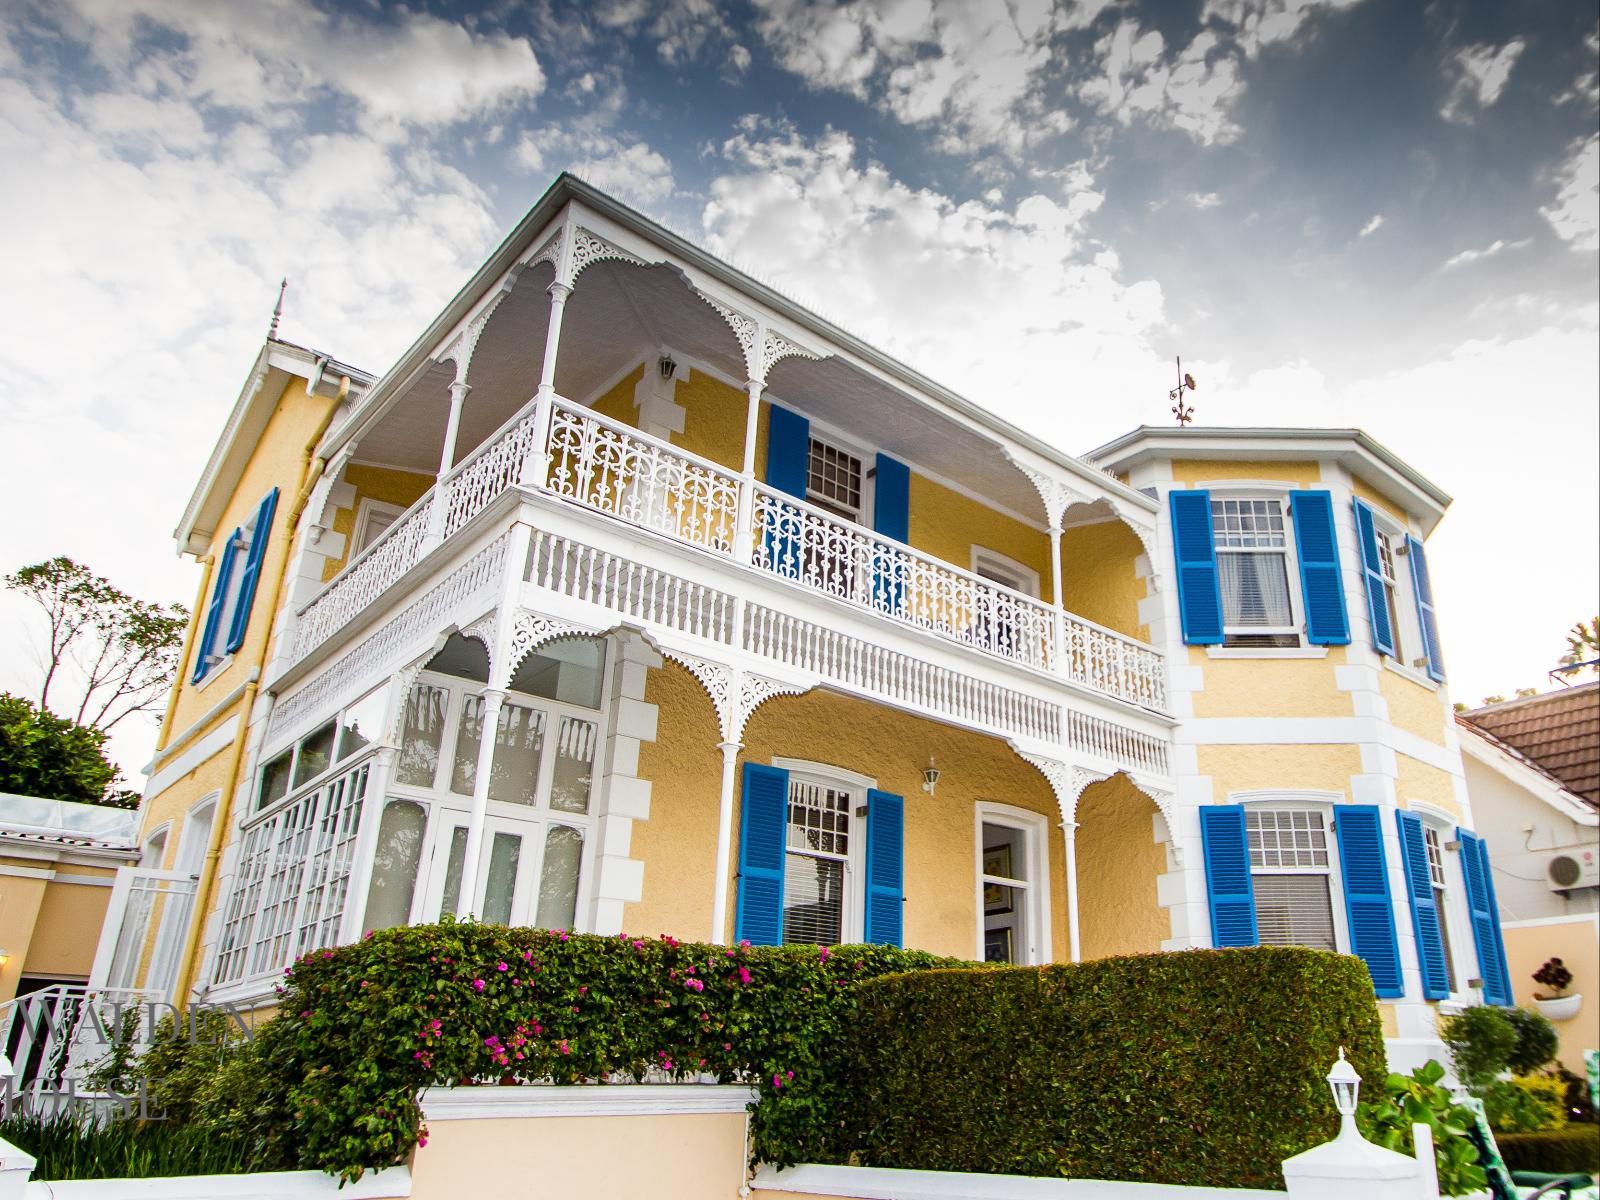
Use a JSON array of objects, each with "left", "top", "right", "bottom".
[
  {"left": 970, "top": 548, "right": 1040, "bottom": 599},
  {"left": 973, "top": 803, "right": 1052, "bottom": 964},
  {"left": 1365, "top": 508, "right": 1439, "bottom": 684},
  {"left": 1234, "top": 792, "right": 1351, "bottom": 953},
  {"left": 352, "top": 498, "right": 406, "bottom": 557},
  {"left": 141, "top": 823, "right": 171, "bottom": 869},
  {"left": 1205, "top": 488, "right": 1308, "bottom": 646},
  {"left": 802, "top": 422, "right": 876, "bottom": 526},
  {"left": 1408, "top": 802, "right": 1474, "bottom": 1006},
  {"left": 772, "top": 758, "right": 874, "bottom": 946}
]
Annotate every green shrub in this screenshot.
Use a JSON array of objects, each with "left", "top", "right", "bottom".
[
  {"left": 1486, "top": 1076, "right": 1568, "bottom": 1134},
  {"left": 233, "top": 922, "right": 959, "bottom": 1180},
  {"left": 1497, "top": 1125, "right": 1600, "bottom": 1174},
  {"left": 1357, "top": 1060, "right": 1488, "bottom": 1196},
  {"left": 1442, "top": 1006, "right": 1518, "bottom": 1093},
  {"left": 1503, "top": 1008, "right": 1560, "bottom": 1075},
  {"left": 0, "top": 1112, "right": 269, "bottom": 1181},
  {"left": 840, "top": 947, "right": 1387, "bottom": 1189}
]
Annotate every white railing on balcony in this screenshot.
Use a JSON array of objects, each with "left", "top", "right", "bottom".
[
  {"left": 295, "top": 395, "right": 1167, "bottom": 714},
  {"left": 546, "top": 396, "right": 741, "bottom": 553}
]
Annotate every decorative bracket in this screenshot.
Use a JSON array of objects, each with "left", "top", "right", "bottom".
[
  {"left": 1014, "top": 464, "right": 1095, "bottom": 532},
  {"left": 1019, "top": 754, "right": 1109, "bottom": 824},
  {"left": 503, "top": 610, "right": 598, "bottom": 683},
  {"left": 567, "top": 226, "right": 646, "bottom": 287},
  {"left": 699, "top": 292, "right": 819, "bottom": 385},
  {"left": 661, "top": 649, "right": 806, "bottom": 743},
  {"left": 441, "top": 269, "right": 521, "bottom": 383}
]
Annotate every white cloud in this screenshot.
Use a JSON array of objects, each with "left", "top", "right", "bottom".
[
  {"left": 1188, "top": 191, "right": 1222, "bottom": 208},
  {"left": 1542, "top": 134, "right": 1599, "bottom": 252},
  {"left": 1201, "top": 0, "right": 1365, "bottom": 59},
  {"left": 516, "top": 128, "right": 676, "bottom": 205},
  {"left": 1080, "top": 22, "right": 1244, "bottom": 145},
  {"left": 1358, "top": 213, "right": 1384, "bottom": 237},
  {"left": 701, "top": 124, "right": 1168, "bottom": 438},
  {"left": 1440, "top": 39, "right": 1526, "bottom": 123},
  {"left": 748, "top": 0, "right": 1062, "bottom": 155},
  {"left": 1442, "top": 237, "right": 1529, "bottom": 269}
]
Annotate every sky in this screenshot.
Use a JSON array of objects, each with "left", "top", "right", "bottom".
[{"left": 0, "top": 0, "right": 1596, "bottom": 783}]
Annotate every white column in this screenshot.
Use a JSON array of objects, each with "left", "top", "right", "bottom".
[
  {"left": 339, "top": 745, "right": 397, "bottom": 942},
  {"left": 439, "top": 380, "right": 469, "bottom": 478},
  {"left": 456, "top": 688, "right": 505, "bottom": 917},
  {"left": 1062, "top": 819, "right": 1081, "bottom": 963},
  {"left": 734, "top": 379, "right": 764, "bottom": 563},
  {"left": 710, "top": 738, "right": 742, "bottom": 944},
  {"left": 1048, "top": 520, "right": 1066, "bottom": 672},
  {"left": 525, "top": 282, "right": 572, "bottom": 488}
]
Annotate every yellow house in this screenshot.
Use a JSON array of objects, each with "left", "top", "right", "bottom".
[{"left": 73, "top": 175, "right": 1519, "bottom": 1075}]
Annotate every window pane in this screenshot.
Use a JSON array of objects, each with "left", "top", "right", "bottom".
[
  {"left": 456, "top": 697, "right": 548, "bottom": 803},
  {"left": 550, "top": 716, "right": 597, "bottom": 814},
  {"left": 397, "top": 684, "right": 450, "bottom": 788},
  {"left": 984, "top": 885, "right": 1024, "bottom": 964},
  {"left": 807, "top": 439, "right": 862, "bottom": 513},
  {"left": 258, "top": 751, "right": 292, "bottom": 811},
  {"left": 339, "top": 687, "right": 388, "bottom": 760},
  {"left": 787, "top": 780, "right": 851, "bottom": 856},
  {"left": 482, "top": 832, "right": 522, "bottom": 926},
  {"left": 362, "top": 800, "right": 427, "bottom": 933},
  {"left": 439, "top": 826, "right": 467, "bottom": 918},
  {"left": 451, "top": 694, "right": 487, "bottom": 796},
  {"left": 537, "top": 825, "right": 583, "bottom": 929},
  {"left": 294, "top": 722, "right": 338, "bottom": 787},
  {"left": 1253, "top": 874, "right": 1336, "bottom": 951},
  {"left": 1218, "top": 552, "right": 1292, "bottom": 627},
  {"left": 510, "top": 638, "right": 606, "bottom": 709},
  {"left": 1246, "top": 810, "right": 1329, "bottom": 869},
  {"left": 783, "top": 854, "right": 845, "bottom": 945}
]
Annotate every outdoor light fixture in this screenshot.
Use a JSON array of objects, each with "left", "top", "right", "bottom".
[
  {"left": 921, "top": 756, "right": 941, "bottom": 796},
  {"left": 1326, "top": 1047, "right": 1361, "bottom": 1137},
  {"left": 658, "top": 352, "right": 677, "bottom": 380}
]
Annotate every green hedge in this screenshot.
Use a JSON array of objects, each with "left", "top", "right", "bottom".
[
  {"left": 1498, "top": 1125, "right": 1600, "bottom": 1174},
  {"left": 841, "top": 948, "right": 1387, "bottom": 1189},
  {"left": 210, "top": 922, "right": 957, "bottom": 1179}
]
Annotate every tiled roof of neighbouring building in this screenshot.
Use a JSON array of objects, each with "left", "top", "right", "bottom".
[{"left": 1461, "top": 680, "right": 1600, "bottom": 809}]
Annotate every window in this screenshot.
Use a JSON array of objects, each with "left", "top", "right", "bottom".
[
  {"left": 783, "top": 773, "right": 855, "bottom": 945},
  {"left": 353, "top": 500, "right": 404, "bottom": 556},
  {"left": 258, "top": 686, "right": 390, "bottom": 810},
  {"left": 193, "top": 489, "right": 278, "bottom": 682},
  {"left": 1423, "top": 824, "right": 1458, "bottom": 989},
  {"left": 1211, "top": 497, "right": 1300, "bottom": 648},
  {"left": 1245, "top": 809, "right": 1336, "bottom": 951},
  {"left": 806, "top": 437, "right": 863, "bottom": 520}
]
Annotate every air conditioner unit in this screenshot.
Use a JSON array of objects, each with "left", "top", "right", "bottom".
[{"left": 1546, "top": 847, "right": 1600, "bottom": 891}]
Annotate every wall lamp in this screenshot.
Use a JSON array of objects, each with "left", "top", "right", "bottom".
[
  {"left": 921, "top": 756, "right": 941, "bottom": 796},
  {"left": 658, "top": 352, "right": 677, "bottom": 380}
]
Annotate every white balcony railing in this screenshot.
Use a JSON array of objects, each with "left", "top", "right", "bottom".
[{"left": 293, "top": 396, "right": 1168, "bottom": 713}]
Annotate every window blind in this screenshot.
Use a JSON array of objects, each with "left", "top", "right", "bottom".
[{"left": 1252, "top": 874, "right": 1336, "bottom": 951}]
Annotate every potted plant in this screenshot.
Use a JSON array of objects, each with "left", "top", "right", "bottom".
[{"left": 1531, "top": 957, "right": 1582, "bottom": 1022}]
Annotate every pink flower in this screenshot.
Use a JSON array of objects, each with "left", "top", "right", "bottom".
[
  {"left": 738, "top": 967, "right": 752, "bottom": 985},
  {"left": 472, "top": 978, "right": 486, "bottom": 992},
  {"left": 772, "top": 1074, "right": 783, "bottom": 1089},
  {"left": 496, "top": 962, "right": 509, "bottom": 972},
  {"left": 558, "top": 931, "right": 570, "bottom": 942},
  {"left": 818, "top": 947, "right": 830, "bottom": 961},
  {"left": 559, "top": 1040, "right": 571, "bottom": 1055}
]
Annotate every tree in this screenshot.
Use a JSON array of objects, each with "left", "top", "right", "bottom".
[
  {"left": 0, "top": 693, "right": 138, "bottom": 808},
  {"left": 4, "top": 557, "right": 188, "bottom": 733},
  {"left": 1557, "top": 616, "right": 1599, "bottom": 677}
]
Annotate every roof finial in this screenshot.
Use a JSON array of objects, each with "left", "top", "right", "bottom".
[
  {"left": 267, "top": 277, "right": 288, "bottom": 340},
  {"left": 1169, "top": 355, "right": 1197, "bottom": 426}
]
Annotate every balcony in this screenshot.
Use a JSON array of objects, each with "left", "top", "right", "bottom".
[{"left": 289, "top": 392, "right": 1168, "bottom": 721}]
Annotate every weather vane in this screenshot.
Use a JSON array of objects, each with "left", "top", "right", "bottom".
[{"left": 1169, "top": 356, "right": 1197, "bottom": 426}]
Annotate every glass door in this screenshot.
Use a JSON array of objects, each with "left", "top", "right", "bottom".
[{"left": 425, "top": 813, "right": 538, "bottom": 926}]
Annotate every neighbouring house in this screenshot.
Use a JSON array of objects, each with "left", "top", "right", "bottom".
[
  {"left": 0, "top": 794, "right": 139, "bottom": 1005},
  {"left": 30, "top": 174, "right": 1527, "bottom": 1077},
  {"left": 1458, "top": 685, "right": 1600, "bottom": 1072}
]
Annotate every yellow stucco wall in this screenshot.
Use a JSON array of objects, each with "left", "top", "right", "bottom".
[
  {"left": 623, "top": 663, "right": 1069, "bottom": 962},
  {"left": 1200, "top": 744, "right": 1365, "bottom": 800},
  {"left": 1076, "top": 775, "right": 1169, "bottom": 959},
  {"left": 1189, "top": 647, "right": 1355, "bottom": 719},
  {"left": 1397, "top": 756, "right": 1462, "bottom": 820},
  {"left": 0, "top": 872, "right": 46, "bottom": 1001},
  {"left": 28, "top": 877, "right": 116, "bottom": 978},
  {"left": 409, "top": 1108, "right": 749, "bottom": 1200},
  {"left": 1380, "top": 668, "right": 1449, "bottom": 746},
  {"left": 319, "top": 463, "right": 434, "bottom": 582},
  {"left": 1351, "top": 478, "right": 1409, "bottom": 527},
  {"left": 1169, "top": 459, "right": 1325, "bottom": 489},
  {"left": 1057, "top": 520, "right": 1145, "bottom": 636},
  {"left": 909, "top": 473, "right": 1053, "bottom": 605},
  {"left": 1504, "top": 915, "right": 1600, "bottom": 1075}
]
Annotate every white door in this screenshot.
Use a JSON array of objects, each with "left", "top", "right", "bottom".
[{"left": 424, "top": 813, "right": 540, "bottom": 926}]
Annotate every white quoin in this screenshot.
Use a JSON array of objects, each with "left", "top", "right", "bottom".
[{"left": 1281, "top": 1051, "right": 1425, "bottom": 1200}]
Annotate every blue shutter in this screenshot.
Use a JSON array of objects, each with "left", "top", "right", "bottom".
[
  {"left": 1170, "top": 490, "right": 1223, "bottom": 645},
  {"left": 763, "top": 406, "right": 809, "bottom": 581},
  {"left": 1395, "top": 811, "right": 1451, "bottom": 1000},
  {"left": 871, "top": 454, "right": 910, "bottom": 616},
  {"left": 1200, "top": 806, "right": 1257, "bottom": 947},
  {"left": 1290, "top": 491, "right": 1350, "bottom": 645},
  {"left": 1458, "top": 829, "right": 1513, "bottom": 1004},
  {"left": 1334, "top": 805, "right": 1404, "bottom": 998},
  {"left": 735, "top": 763, "right": 789, "bottom": 946},
  {"left": 1406, "top": 535, "right": 1445, "bottom": 681},
  {"left": 765, "top": 405, "right": 809, "bottom": 498},
  {"left": 224, "top": 488, "right": 279, "bottom": 655},
  {"left": 1353, "top": 500, "right": 1396, "bottom": 657},
  {"left": 863, "top": 789, "right": 905, "bottom": 946},
  {"left": 192, "top": 533, "right": 239, "bottom": 683}
]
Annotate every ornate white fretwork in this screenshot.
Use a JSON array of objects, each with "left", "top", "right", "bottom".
[
  {"left": 1019, "top": 754, "right": 1108, "bottom": 823},
  {"left": 505, "top": 610, "right": 596, "bottom": 678},
  {"left": 659, "top": 649, "right": 806, "bottom": 743},
  {"left": 459, "top": 613, "right": 498, "bottom": 659},
  {"left": 568, "top": 226, "right": 646, "bottom": 285},
  {"left": 441, "top": 273, "right": 519, "bottom": 381},
  {"left": 527, "top": 231, "right": 562, "bottom": 272},
  {"left": 1015, "top": 464, "right": 1096, "bottom": 532},
  {"left": 698, "top": 292, "right": 818, "bottom": 384},
  {"left": 758, "top": 328, "right": 820, "bottom": 380}
]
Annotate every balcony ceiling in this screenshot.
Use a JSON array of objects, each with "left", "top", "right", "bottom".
[{"left": 353, "top": 257, "right": 1047, "bottom": 526}]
